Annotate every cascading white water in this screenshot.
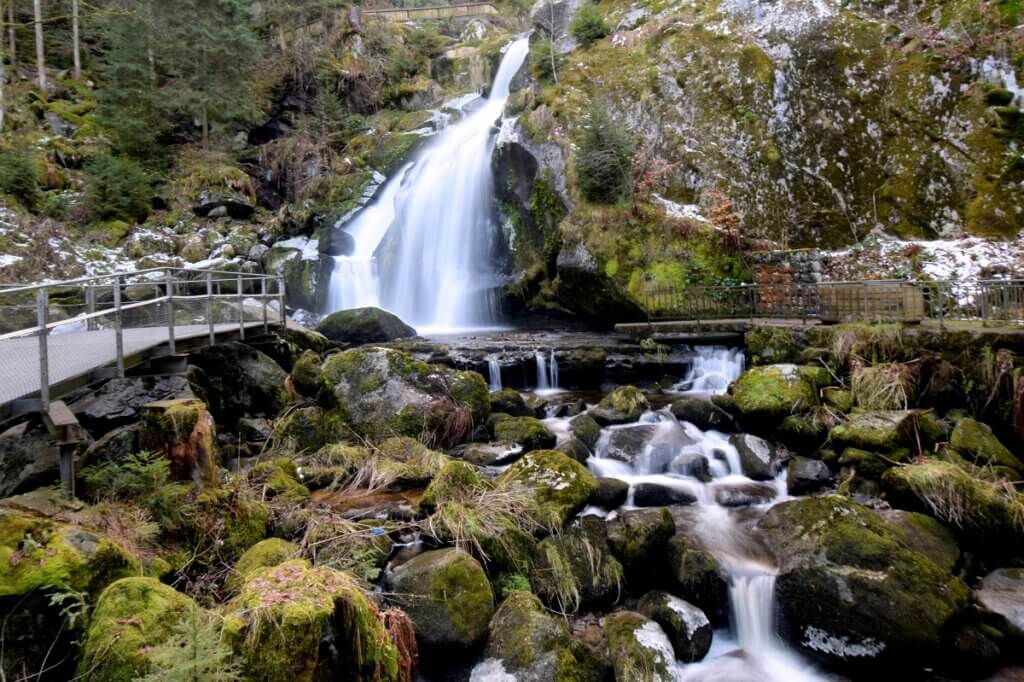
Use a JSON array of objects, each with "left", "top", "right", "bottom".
[
  {"left": 549, "top": 350, "right": 559, "bottom": 389},
  {"left": 325, "top": 37, "right": 531, "bottom": 331},
  {"left": 487, "top": 356, "right": 503, "bottom": 391},
  {"left": 534, "top": 349, "right": 560, "bottom": 394},
  {"left": 674, "top": 346, "right": 745, "bottom": 394}
]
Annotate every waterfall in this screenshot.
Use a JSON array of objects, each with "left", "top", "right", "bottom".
[
  {"left": 325, "top": 37, "right": 531, "bottom": 331},
  {"left": 550, "top": 350, "right": 559, "bottom": 389},
  {"left": 487, "top": 356, "right": 502, "bottom": 391},
  {"left": 674, "top": 346, "right": 745, "bottom": 395},
  {"left": 535, "top": 350, "right": 549, "bottom": 391}
]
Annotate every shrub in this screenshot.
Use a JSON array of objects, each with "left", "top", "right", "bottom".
[
  {"left": 0, "top": 151, "right": 40, "bottom": 203},
  {"left": 529, "top": 39, "right": 563, "bottom": 82},
  {"left": 83, "top": 154, "right": 152, "bottom": 223},
  {"left": 570, "top": 4, "right": 610, "bottom": 48},
  {"left": 575, "top": 106, "right": 634, "bottom": 203}
]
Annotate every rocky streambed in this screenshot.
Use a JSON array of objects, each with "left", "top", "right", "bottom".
[{"left": 1, "top": 317, "right": 1023, "bottom": 681}]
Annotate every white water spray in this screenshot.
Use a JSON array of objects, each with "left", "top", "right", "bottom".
[
  {"left": 674, "top": 346, "right": 745, "bottom": 394},
  {"left": 487, "top": 356, "right": 503, "bottom": 391},
  {"left": 534, "top": 349, "right": 560, "bottom": 393},
  {"left": 325, "top": 37, "right": 531, "bottom": 331}
]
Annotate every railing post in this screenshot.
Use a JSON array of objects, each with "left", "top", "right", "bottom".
[
  {"left": 165, "top": 270, "right": 176, "bottom": 355},
  {"left": 237, "top": 273, "right": 245, "bottom": 340},
  {"left": 37, "top": 288, "right": 49, "bottom": 411},
  {"left": 937, "top": 282, "right": 945, "bottom": 331},
  {"left": 113, "top": 275, "right": 125, "bottom": 378},
  {"left": 85, "top": 284, "right": 96, "bottom": 331},
  {"left": 206, "top": 271, "right": 215, "bottom": 345},
  {"left": 279, "top": 276, "right": 286, "bottom": 326},
  {"left": 261, "top": 276, "right": 269, "bottom": 334}
]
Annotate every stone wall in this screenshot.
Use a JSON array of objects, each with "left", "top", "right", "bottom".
[{"left": 748, "top": 250, "right": 821, "bottom": 315}]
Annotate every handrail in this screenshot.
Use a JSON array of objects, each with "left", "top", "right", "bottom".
[{"left": 0, "top": 266, "right": 273, "bottom": 296}]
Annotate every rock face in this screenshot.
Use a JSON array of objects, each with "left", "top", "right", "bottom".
[
  {"left": 322, "top": 347, "right": 489, "bottom": 442},
  {"left": 188, "top": 341, "right": 288, "bottom": 429},
  {"left": 0, "top": 422, "right": 57, "bottom": 497},
  {"left": 638, "top": 591, "right": 713, "bottom": 662},
  {"left": 976, "top": 568, "right": 1024, "bottom": 639},
  {"left": 484, "top": 590, "right": 606, "bottom": 680},
  {"left": 387, "top": 549, "right": 494, "bottom": 651},
  {"left": 553, "top": 244, "right": 646, "bottom": 327},
  {"left": 531, "top": 0, "right": 586, "bottom": 53},
  {"left": 316, "top": 306, "right": 417, "bottom": 344},
  {"left": 758, "top": 496, "right": 969, "bottom": 670}
]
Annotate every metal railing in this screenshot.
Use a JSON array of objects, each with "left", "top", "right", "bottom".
[
  {"left": 641, "top": 279, "right": 1024, "bottom": 326},
  {"left": 0, "top": 267, "right": 286, "bottom": 412}
]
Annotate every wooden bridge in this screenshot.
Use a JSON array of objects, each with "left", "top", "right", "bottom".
[
  {"left": 0, "top": 267, "right": 286, "bottom": 493},
  {"left": 363, "top": 2, "right": 498, "bottom": 21}
]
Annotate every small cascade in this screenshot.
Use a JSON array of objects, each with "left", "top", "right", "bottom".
[
  {"left": 674, "top": 346, "right": 745, "bottom": 395},
  {"left": 534, "top": 349, "right": 561, "bottom": 394},
  {"left": 487, "top": 356, "right": 502, "bottom": 391},
  {"left": 550, "top": 350, "right": 559, "bottom": 390}
]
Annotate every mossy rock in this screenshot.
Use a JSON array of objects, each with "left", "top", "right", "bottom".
[
  {"left": 606, "top": 507, "right": 675, "bottom": 586},
  {"left": 822, "top": 387, "right": 854, "bottom": 413},
  {"left": 251, "top": 458, "right": 311, "bottom": 503},
  {"left": 0, "top": 509, "right": 140, "bottom": 599},
  {"left": 730, "top": 364, "right": 818, "bottom": 423},
  {"left": 530, "top": 517, "right": 623, "bottom": 613},
  {"left": 604, "top": 611, "right": 676, "bottom": 682},
  {"left": 138, "top": 398, "right": 218, "bottom": 485},
  {"left": 745, "top": 325, "right": 801, "bottom": 365},
  {"left": 497, "top": 450, "right": 598, "bottom": 527},
  {"left": 484, "top": 590, "right": 608, "bottom": 680},
  {"left": 637, "top": 590, "right": 712, "bottom": 662},
  {"left": 77, "top": 577, "right": 198, "bottom": 681},
  {"left": 226, "top": 538, "right": 298, "bottom": 594},
  {"left": 838, "top": 446, "right": 911, "bottom": 478},
  {"left": 290, "top": 349, "right": 324, "bottom": 397},
  {"left": 591, "top": 385, "right": 650, "bottom": 424},
  {"left": 758, "top": 495, "right": 969, "bottom": 669},
  {"left": 667, "top": 526, "right": 728, "bottom": 621},
  {"left": 419, "top": 460, "right": 487, "bottom": 511},
  {"left": 317, "top": 307, "right": 416, "bottom": 344},
  {"left": 950, "top": 418, "right": 1023, "bottom": 474},
  {"left": 224, "top": 560, "right": 398, "bottom": 681},
  {"left": 830, "top": 410, "right": 941, "bottom": 452},
  {"left": 569, "top": 413, "right": 602, "bottom": 449},
  {"left": 493, "top": 416, "right": 557, "bottom": 453},
  {"left": 273, "top": 405, "right": 343, "bottom": 453},
  {"left": 882, "top": 460, "right": 1024, "bottom": 547},
  {"left": 775, "top": 411, "right": 830, "bottom": 452},
  {"left": 490, "top": 389, "right": 531, "bottom": 417},
  {"left": 387, "top": 548, "right": 494, "bottom": 651}
]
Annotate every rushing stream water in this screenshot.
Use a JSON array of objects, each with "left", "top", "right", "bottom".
[{"left": 326, "top": 37, "right": 530, "bottom": 331}]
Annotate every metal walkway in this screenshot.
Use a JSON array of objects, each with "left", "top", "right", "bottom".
[{"left": 0, "top": 267, "right": 286, "bottom": 420}]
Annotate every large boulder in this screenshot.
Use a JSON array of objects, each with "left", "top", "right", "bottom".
[
  {"left": 0, "top": 421, "right": 57, "bottom": 497},
  {"left": 569, "top": 413, "right": 602, "bottom": 449},
  {"left": 387, "top": 548, "right": 494, "bottom": 651},
  {"left": 976, "top": 568, "right": 1024, "bottom": 639},
  {"left": 758, "top": 495, "right": 969, "bottom": 670},
  {"left": 606, "top": 508, "right": 675, "bottom": 586},
  {"left": 226, "top": 538, "right": 298, "bottom": 594},
  {"left": 590, "top": 385, "right": 650, "bottom": 425},
  {"left": 830, "top": 410, "right": 941, "bottom": 452},
  {"left": 494, "top": 416, "right": 557, "bottom": 453},
  {"left": 669, "top": 396, "right": 737, "bottom": 432},
  {"left": 638, "top": 591, "right": 712, "bottom": 662},
  {"left": 224, "top": 560, "right": 399, "bottom": 681},
  {"left": 950, "top": 418, "right": 1023, "bottom": 474},
  {"left": 77, "top": 578, "right": 198, "bottom": 682},
  {"left": 497, "top": 450, "right": 598, "bottom": 527},
  {"left": 483, "top": 590, "right": 607, "bottom": 680},
  {"left": 603, "top": 424, "right": 660, "bottom": 464},
  {"left": 604, "top": 611, "right": 678, "bottom": 682},
  {"left": 322, "top": 347, "right": 489, "bottom": 442},
  {"left": 729, "top": 364, "right": 819, "bottom": 423},
  {"left": 316, "top": 307, "right": 416, "bottom": 344},
  {"left": 729, "top": 433, "right": 786, "bottom": 480},
  {"left": 787, "top": 456, "right": 833, "bottom": 494},
  {"left": 489, "top": 389, "right": 532, "bottom": 417},
  {"left": 531, "top": 517, "right": 623, "bottom": 613},
  {"left": 188, "top": 342, "right": 288, "bottom": 429},
  {"left": 666, "top": 511, "right": 729, "bottom": 621}
]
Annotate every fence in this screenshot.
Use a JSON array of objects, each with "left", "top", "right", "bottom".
[
  {"left": 641, "top": 279, "right": 1024, "bottom": 326},
  {"left": 0, "top": 267, "right": 286, "bottom": 413}
]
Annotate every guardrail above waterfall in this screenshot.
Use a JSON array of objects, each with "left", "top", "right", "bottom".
[
  {"left": 0, "top": 267, "right": 286, "bottom": 420},
  {"left": 641, "top": 279, "right": 1024, "bottom": 326}
]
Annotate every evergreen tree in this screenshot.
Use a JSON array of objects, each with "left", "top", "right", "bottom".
[{"left": 576, "top": 105, "right": 634, "bottom": 203}]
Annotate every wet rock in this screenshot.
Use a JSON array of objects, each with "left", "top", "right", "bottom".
[
  {"left": 670, "top": 396, "right": 737, "bottom": 432},
  {"left": 950, "top": 418, "right": 1023, "bottom": 474},
  {"left": 555, "top": 436, "right": 591, "bottom": 463},
  {"left": 729, "top": 364, "right": 819, "bottom": 424},
  {"left": 494, "top": 417, "right": 557, "bottom": 452},
  {"left": 666, "top": 518, "right": 728, "bottom": 621},
  {"left": 388, "top": 548, "right": 494, "bottom": 651},
  {"left": 238, "top": 416, "right": 273, "bottom": 443},
  {"left": 830, "top": 410, "right": 942, "bottom": 452},
  {"left": 483, "top": 590, "right": 607, "bottom": 680},
  {"left": 317, "top": 306, "right": 416, "bottom": 344},
  {"left": 775, "top": 411, "right": 830, "bottom": 452},
  {"left": 729, "top": 433, "right": 784, "bottom": 480},
  {"left": 489, "top": 388, "right": 532, "bottom": 417},
  {"left": 531, "top": 517, "right": 623, "bottom": 612},
  {"left": 604, "top": 612, "right": 676, "bottom": 682},
  {"left": 633, "top": 482, "right": 698, "bottom": 507},
  {"left": 976, "top": 568, "right": 1024, "bottom": 638},
  {"left": 188, "top": 342, "right": 288, "bottom": 429},
  {"left": 786, "top": 456, "right": 832, "bottom": 494},
  {"left": 604, "top": 424, "right": 659, "bottom": 464},
  {"left": 590, "top": 385, "right": 649, "bottom": 425},
  {"left": 638, "top": 591, "right": 712, "bottom": 662},
  {"left": 461, "top": 441, "right": 524, "bottom": 466},
  {"left": 669, "top": 452, "right": 711, "bottom": 482},
  {"left": 590, "top": 477, "right": 629, "bottom": 509},
  {"left": 712, "top": 481, "right": 778, "bottom": 507},
  {"left": 0, "top": 421, "right": 58, "bottom": 497},
  {"left": 67, "top": 375, "right": 195, "bottom": 435},
  {"left": 607, "top": 507, "right": 675, "bottom": 585},
  {"left": 289, "top": 349, "right": 324, "bottom": 397},
  {"left": 497, "top": 450, "right": 598, "bottom": 526},
  {"left": 758, "top": 495, "right": 969, "bottom": 670},
  {"left": 569, "top": 413, "right": 602, "bottom": 449}
]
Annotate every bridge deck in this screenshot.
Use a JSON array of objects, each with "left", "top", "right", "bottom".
[{"left": 0, "top": 322, "right": 266, "bottom": 407}]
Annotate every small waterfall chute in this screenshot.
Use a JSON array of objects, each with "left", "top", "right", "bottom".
[
  {"left": 487, "top": 356, "right": 502, "bottom": 391},
  {"left": 675, "top": 346, "right": 745, "bottom": 395}
]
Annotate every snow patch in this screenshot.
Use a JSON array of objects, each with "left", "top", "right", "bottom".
[{"left": 802, "top": 626, "right": 885, "bottom": 658}]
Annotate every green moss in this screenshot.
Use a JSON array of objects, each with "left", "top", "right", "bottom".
[
  {"left": 730, "top": 365, "right": 818, "bottom": 420},
  {"left": 745, "top": 326, "right": 801, "bottom": 365},
  {"left": 449, "top": 370, "right": 491, "bottom": 421},
  {"left": 605, "top": 611, "right": 672, "bottom": 681},
  {"left": 531, "top": 519, "right": 623, "bottom": 613},
  {"left": 78, "top": 577, "right": 197, "bottom": 681},
  {"left": 251, "top": 459, "right": 311, "bottom": 503},
  {"left": 822, "top": 387, "right": 854, "bottom": 413},
  {"left": 290, "top": 350, "right": 323, "bottom": 397},
  {"left": 950, "top": 418, "right": 1023, "bottom": 473},
  {"left": 227, "top": 538, "right": 298, "bottom": 594},
  {"left": 420, "top": 460, "right": 488, "bottom": 511},
  {"left": 597, "top": 385, "right": 650, "bottom": 420},
  {"left": 498, "top": 450, "right": 598, "bottom": 527},
  {"left": 428, "top": 552, "right": 496, "bottom": 642},
  {"left": 838, "top": 446, "right": 911, "bottom": 478},
  {"left": 494, "top": 417, "right": 557, "bottom": 452},
  {"left": 606, "top": 508, "right": 675, "bottom": 581}
]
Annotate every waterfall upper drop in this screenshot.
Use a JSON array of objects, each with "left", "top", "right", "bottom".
[{"left": 326, "top": 37, "right": 531, "bottom": 331}]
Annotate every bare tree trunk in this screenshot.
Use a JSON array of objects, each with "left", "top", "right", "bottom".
[
  {"left": 201, "top": 105, "right": 209, "bottom": 150},
  {"left": 8, "top": 1, "right": 16, "bottom": 68},
  {"left": 71, "top": 0, "right": 80, "bottom": 80},
  {"left": 548, "top": 1, "right": 558, "bottom": 84},
  {"left": 0, "top": 1, "right": 5, "bottom": 132},
  {"left": 33, "top": 0, "right": 44, "bottom": 91}
]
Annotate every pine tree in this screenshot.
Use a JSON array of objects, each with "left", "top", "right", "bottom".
[{"left": 135, "top": 606, "right": 242, "bottom": 682}]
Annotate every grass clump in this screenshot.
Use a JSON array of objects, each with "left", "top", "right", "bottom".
[{"left": 851, "top": 361, "right": 918, "bottom": 410}]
